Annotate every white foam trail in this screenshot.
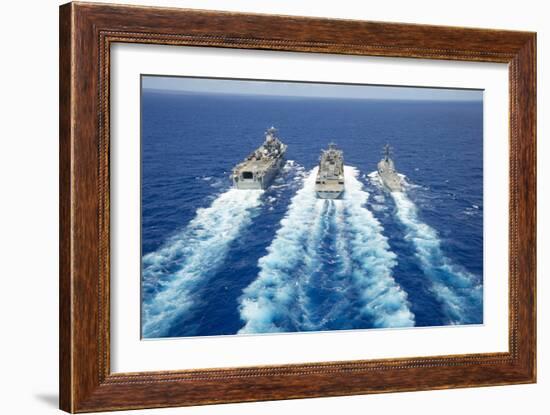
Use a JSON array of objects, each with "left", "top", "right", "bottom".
[
  {"left": 343, "top": 166, "right": 415, "bottom": 328},
  {"left": 334, "top": 201, "right": 352, "bottom": 277},
  {"left": 238, "top": 168, "right": 322, "bottom": 334},
  {"left": 239, "top": 166, "right": 414, "bottom": 333},
  {"left": 142, "top": 188, "right": 263, "bottom": 338},
  {"left": 391, "top": 191, "right": 482, "bottom": 324}
]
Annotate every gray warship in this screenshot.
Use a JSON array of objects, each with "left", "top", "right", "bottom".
[
  {"left": 377, "top": 144, "right": 403, "bottom": 192},
  {"left": 232, "top": 127, "right": 287, "bottom": 190},
  {"left": 315, "top": 143, "right": 345, "bottom": 199}
]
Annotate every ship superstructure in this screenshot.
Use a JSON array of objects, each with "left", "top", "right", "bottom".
[
  {"left": 377, "top": 144, "right": 403, "bottom": 192},
  {"left": 232, "top": 127, "right": 287, "bottom": 190},
  {"left": 315, "top": 143, "right": 345, "bottom": 199}
]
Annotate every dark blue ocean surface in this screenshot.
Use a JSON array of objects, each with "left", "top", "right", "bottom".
[{"left": 141, "top": 90, "right": 483, "bottom": 338}]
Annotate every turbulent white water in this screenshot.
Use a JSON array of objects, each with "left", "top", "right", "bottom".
[
  {"left": 238, "top": 168, "right": 322, "bottom": 334},
  {"left": 342, "top": 167, "right": 415, "bottom": 328},
  {"left": 390, "top": 190, "right": 482, "bottom": 324},
  {"left": 238, "top": 166, "right": 414, "bottom": 334},
  {"left": 142, "top": 188, "right": 263, "bottom": 338}
]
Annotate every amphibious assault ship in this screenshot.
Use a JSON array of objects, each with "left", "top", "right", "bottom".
[
  {"left": 315, "top": 143, "right": 345, "bottom": 199},
  {"left": 232, "top": 127, "right": 287, "bottom": 190},
  {"left": 377, "top": 144, "right": 403, "bottom": 192}
]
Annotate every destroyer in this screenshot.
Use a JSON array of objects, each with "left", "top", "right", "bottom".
[
  {"left": 315, "top": 143, "right": 345, "bottom": 199},
  {"left": 377, "top": 144, "right": 403, "bottom": 192},
  {"left": 232, "top": 127, "right": 288, "bottom": 190}
]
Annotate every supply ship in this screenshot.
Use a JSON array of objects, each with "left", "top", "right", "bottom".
[
  {"left": 232, "top": 127, "right": 287, "bottom": 190},
  {"left": 315, "top": 143, "right": 345, "bottom": 199},
  {"left": 377, "top": 144, "right": 403, "bottom": 192}
]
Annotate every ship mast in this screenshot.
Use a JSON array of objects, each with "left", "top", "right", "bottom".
[{"left": 383, "top": 144, "right": 392, "bottom": 162}]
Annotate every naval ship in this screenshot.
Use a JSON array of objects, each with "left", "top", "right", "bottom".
[
  {"left": 232, "top": 127, "right": 287, "bottom": 190},
  {"left": 377, "top": 144, "right": 403, "bottom": 192},
  {"left": 315, "top": 143, "right": 345, "bottom": 199}
]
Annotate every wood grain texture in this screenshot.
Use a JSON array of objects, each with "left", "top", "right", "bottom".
[
  {"left": 59, "top": 2, "right": 537, "bottom": 412},
  {"left": 59, "top": 3, "right": 73, "bottom": 411}
]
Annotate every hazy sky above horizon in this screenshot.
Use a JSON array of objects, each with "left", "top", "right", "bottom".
[{"left": 142, "top": 76, "right": 483, "bottom": 101}]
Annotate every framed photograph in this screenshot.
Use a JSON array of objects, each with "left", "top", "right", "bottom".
[{"left": 59, "top": 2, "right": 536, "bottom": 412}]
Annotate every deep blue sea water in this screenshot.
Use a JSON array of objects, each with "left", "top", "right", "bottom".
[{"left": 141, "top": 89, "right": 483, "bottom": 338}]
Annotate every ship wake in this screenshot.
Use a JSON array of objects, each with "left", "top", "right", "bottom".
[
  {"left": 238, "top": 168, "right": 323, "bottom": 333},
  {"left": 142, "top": 188, "right": 263, "bottom": 338},
  {"left": 391, "top": 191, "right": 482, "bottom": 324},
  {"left": 341, "top": 167, "right": 415, "bottom": 328},
  {"left": 238, "top": 166, "right": 414, "bottom": 334}
]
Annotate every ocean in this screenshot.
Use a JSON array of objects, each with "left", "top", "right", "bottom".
[{"left": 140, "top": 89, "right": 483, "bottom": 338}]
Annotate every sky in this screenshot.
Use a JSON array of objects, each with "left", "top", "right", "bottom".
[{"left": 142, "top": 75, "right": 483, "bottom": 101}]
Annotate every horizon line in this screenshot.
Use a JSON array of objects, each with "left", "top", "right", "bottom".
[{"left": 142, "top": 87, "right": 483, "bottom": 102}]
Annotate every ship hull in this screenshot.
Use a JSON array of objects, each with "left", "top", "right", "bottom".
[
  {"left": 316, "top": 190, "right": 344, "bottom": 199},
  {"left": 233, "top": 156, "right": 285, "bottom": 190},
  {"left": 378, "top": 171, "right": 403, "bottom": 192},
  {"left": 377, "top": 160, "right": 403, "bottom": 192},
  {"left": 315, "top": 143, "right": 345, "bottom": 199}
]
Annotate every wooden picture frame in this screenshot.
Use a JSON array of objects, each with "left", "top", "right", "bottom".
[{"left": 59, "top": 2, "right": 536, "bottom": 412}]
